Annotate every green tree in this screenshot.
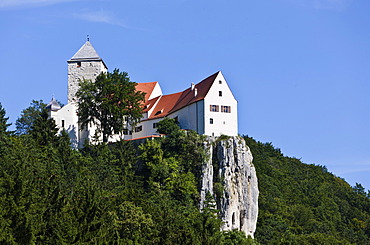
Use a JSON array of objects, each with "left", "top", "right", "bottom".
[
  {"left": 15, "top": 100, "right": 46, "bottom": 135},
  {"left": 76, "top": 69, "right": 145, "bottom": 143},
  {"left": 29, "top": 108, "right": 59, "bottom": 147},
  {"left": 0, "top": 102, "right": 12, "bottom": 154},
  {"left": 156, "top": 117, "right": 180, "bottom": 135}
]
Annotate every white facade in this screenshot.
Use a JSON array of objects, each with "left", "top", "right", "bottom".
[
  {"left": 203, "top": 72, "right": 238, "bottom": 137},
  {"left": 48, "top": 41, "right": 238, "bottom": 147}
]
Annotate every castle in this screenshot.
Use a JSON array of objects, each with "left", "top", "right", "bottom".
[{"left": 47, "top": 41, "right": 238, "bottom": 147}]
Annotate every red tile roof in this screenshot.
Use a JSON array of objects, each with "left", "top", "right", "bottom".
[
  {"left": 168, "top": 71, "right": 219, "bottom": 114},
  {"left": 143, "top": 96, "right": 161, "bottom": 113},
  {"left": 148, "top": 92, "right": 184, "bottom": 119},
  {"left": 137, "top": 71, "right": 219, "bottom": 120},
  {"left": 135, "top": 82, "right": 158, "bottom": 102}
]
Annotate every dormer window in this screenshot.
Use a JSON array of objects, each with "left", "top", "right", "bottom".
[
  {"left": 219, "top": 91, "right": 222, "bottom": 97},
  {"left": 155, "top": 109, "right": 163, "bottom": 116},
  {"left": 77, "top": 62, "right": 81, "bottom": 68}
]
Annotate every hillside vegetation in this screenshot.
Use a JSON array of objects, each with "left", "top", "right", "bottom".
[
  {"left": 0, "top": 104, "right": 255, "bottom": 244},
  {"left": 0, "top": 101, "right": 369, "bottom": 244},
  {"left": 244, "top": 136, "right": 370, "bottom": 244}
]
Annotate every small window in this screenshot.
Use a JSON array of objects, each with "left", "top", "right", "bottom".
[
  {"left": 77, "top": 62, "right": 81, "bottom": 68},
  {"left": 135, "top": 125, "right": 143, "bottom": 132},
  {"left": 219, "top": 80, "right": 222, "bottom": 84},
  {"left": 153, "top": 123, "right": 158, "bottom": 128},
  {"left": 219, "top": 91, "right": 222, "bottom": 97},
  {"left": 210, "top": 105, "right": 219, "bottom": 112},
  {"left": 155, "top": 109, "right": 163, "bottom": 116},
  {"left": 221, "top": 106, "right": 231, "bottom": 113},
  {"left": 210, "top": 118, "right": 213, "bottom": 124},
  {"left": 61, "top": 120, "right": 65, "bottom": 128}
]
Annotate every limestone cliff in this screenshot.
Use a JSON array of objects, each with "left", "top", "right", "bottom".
[{"left": 200, "top": 136, "right": 259, "bottom": 238}]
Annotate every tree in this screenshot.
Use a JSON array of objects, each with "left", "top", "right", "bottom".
[
  {"left": 76, "top": 69, "right": 145, "bottom": 143},
  {"left": 29, "top": 108, "right": 59, "bottom": 147},
  {"left": 15, "top": 100, "right": 46, "bottom": 135},
  {"left": 0, "top": 102, "right": 12, "bottom": 155},
  {"left": 156, "top": 117, "right": 180, "bottom": 135}
]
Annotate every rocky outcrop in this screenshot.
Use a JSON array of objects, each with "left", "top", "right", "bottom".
[{"left": 200, "top": 136, "right": 259, "bottom": 238}]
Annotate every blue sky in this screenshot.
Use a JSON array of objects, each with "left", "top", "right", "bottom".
[{"left": 1, "top": 0, "right": 370, "bottom": 191}]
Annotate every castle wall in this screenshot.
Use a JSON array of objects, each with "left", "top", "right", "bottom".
[{"left": 67, "top": 60, "right": 107, "bottom": 103}]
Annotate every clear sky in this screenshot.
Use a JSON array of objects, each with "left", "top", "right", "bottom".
[{"left": 1, "top": 0, "right": 369, "bottom": 191}]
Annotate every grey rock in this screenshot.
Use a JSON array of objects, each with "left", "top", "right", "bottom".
[{"left": 200, "top": 136, "right": 259, "bottom": 238}]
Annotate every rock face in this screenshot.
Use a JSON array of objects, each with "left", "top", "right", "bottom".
[{"left": 200, "top": 136, "right": 259, "bottom": 238}]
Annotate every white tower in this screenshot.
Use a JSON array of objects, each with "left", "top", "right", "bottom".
[{"left": 67, "top": 40, "right": 107, "bottom": 103}]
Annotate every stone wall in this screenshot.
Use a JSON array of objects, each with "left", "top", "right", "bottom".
[{"left": 67, "top": 60, "right": 107, "bottom": 103}]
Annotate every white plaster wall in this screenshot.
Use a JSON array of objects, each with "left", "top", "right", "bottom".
[
  {"left": 67, "top": 60, "right": 107, "bottom": 103},
  {"left": 168, "top": 102, "right": 201, "bottom": 133},
  {"left": 203, "top": 72, "right": 238, "bottom": 136},
  {"left": 149, "top": 83, "right": 163, "bottom": 100},
  {"left": 51, "top": 103, "right": 79, "bottom": 148},
  {"left": 132, "top": 118, "right": 162, "bottom": 139}
]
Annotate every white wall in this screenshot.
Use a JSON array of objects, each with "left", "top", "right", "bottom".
[
  {"left": 50, "top": 103, "right": 79, "bottom": 148},
  {"left": 203, "top": 72, "right": 238, "bottom": 136},
  {"left": 131, "top": 118, "right": 162, "bottom": 139},
  {"left": 168, "top": 100, "right": 204, "bottom": 134},
  {"left": 149, "top": 83, "right": 163, "bottom": 100}
]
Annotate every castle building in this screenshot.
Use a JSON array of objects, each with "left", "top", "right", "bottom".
[{"left": 47, "top": 41, "right": 238, "bottom": 147}]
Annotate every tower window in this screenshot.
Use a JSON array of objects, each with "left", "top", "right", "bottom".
[
  {"left": 77, "top": 62, "right": 81, "bottom": 68},
  {"left": 219, "top": 91, "right": 222, "bottom": 97}
]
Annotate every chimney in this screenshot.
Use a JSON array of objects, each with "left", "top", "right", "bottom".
[
  {"left": 191, "top": 83, "right": 195, "bottom": 90},
  {"left": 194, "top": 88, "right": 198, "bottom": 97}
]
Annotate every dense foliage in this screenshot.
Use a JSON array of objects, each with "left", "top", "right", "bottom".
[
  {"left": 1, "top": 99, "right": 369, "bottom": 244},
  {"left": 0, "top": 102, "right": 255, "bottom": 244},
  {"left": 76, "top": 69, "right": 145, "bottom": 142},
  {"left": 244, "top": 136, "right": 370, "bottom": 244},
  {"left": 15, "top": 100, "right": 46, "bottom": 135}
]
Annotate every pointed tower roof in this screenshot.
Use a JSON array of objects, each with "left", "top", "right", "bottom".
[
  {"left": 68, "top": 41, "right": 102, "bottom": 61},
  {"left": 46, "top": 97, "right": 61, "bottom": 111}
]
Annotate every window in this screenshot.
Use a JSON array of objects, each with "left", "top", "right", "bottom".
[
  {"left": 221, "top": 106, "right": 231, "bottom": 113},
  {"left": 153, "top": 123, "right": 158, "bottom": 128},
  {"left": 61, "top": 120, "right": 65, "bottom": 128},
  {"left": 219, "top": 80, "right": 222, "bottom": 84},
  {"left": 219, "top": 91, "right": 222, "bottom": 97},
  {"left": 135, "top": 125, "right": 142, "bottom": 132},
  {"left": 77, "top": 62, "right": 81, "bottom": 67},
  {"left": 210, "top": 105, "right": 219, "bottom": 112},
  {"left": 210, "top": 118, "right": 213, "bottom": 124},
  {"left": 155, "top": 109, "right": 163, "bottom": 116},
  {"left": 123, "top": 129, "right": 131, "bottom": 135}
]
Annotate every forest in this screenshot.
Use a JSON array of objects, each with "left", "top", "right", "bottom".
[{"left": 0, "top": 101, "right": 369, "bottom": 244}]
